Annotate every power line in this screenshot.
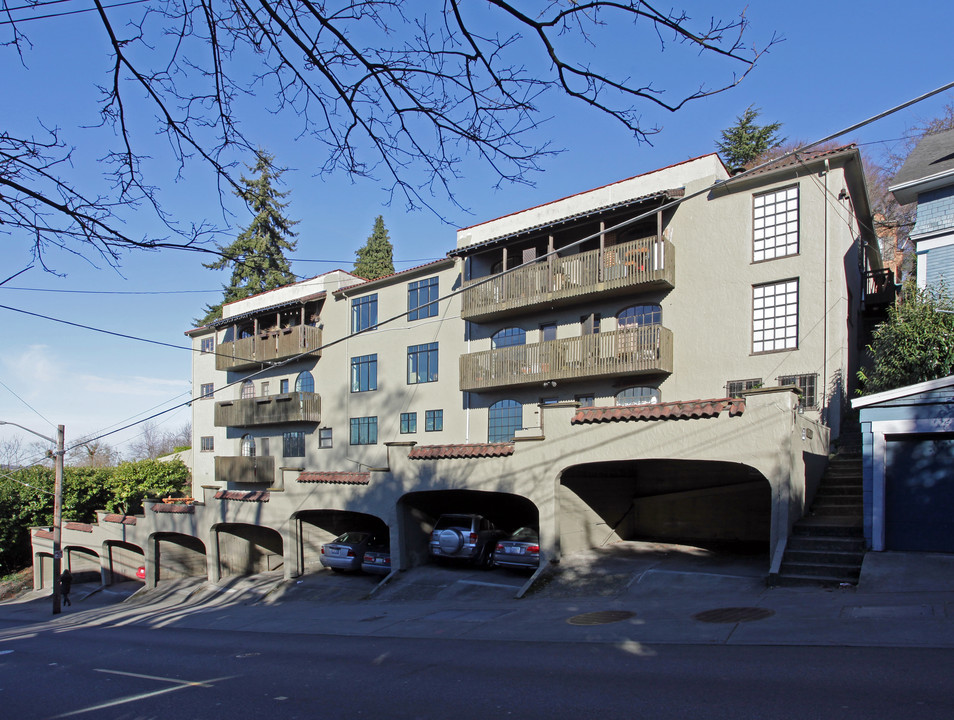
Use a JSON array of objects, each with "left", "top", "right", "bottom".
[
  {"left": 0, "top": 0, "right": 149, "bottom": 25},
  {"left": 0, "top": 376, "right": 57, "bottom": 431}
]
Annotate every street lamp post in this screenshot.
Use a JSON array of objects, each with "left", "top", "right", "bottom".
[{"left": 0, "top": 421, "right": 65, "bottom": 615}]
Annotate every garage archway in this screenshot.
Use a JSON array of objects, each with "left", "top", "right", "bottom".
[
  {"left": 214, "top": 523, "right": 282, "bottom": 579},
  {"left": 104, "top": 541, "right": 144, "bottom": 584},
  {"left": 294, "top": 510, "right": 389, "bottom": 569},
  {"left": 560, "top": 459, "right": 771, "bottom": 554},
  {"left": 398, "top": 489, "right": 539, "bottom": 569},
  {"left": 153, "top": 532, "right": 207, "bottom": 583}
]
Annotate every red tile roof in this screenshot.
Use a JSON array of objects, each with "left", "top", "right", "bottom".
[
  {"left": 64, "top": 522, "right": 93, "bottom": 533},
  {"left": 739, "top": 145, "right": 856, "bottom": 178},
  {"left": 103, "top": 514, "right": 137, "bottom": 525},
  {"left": 34, "top": 529, "right": 53, "bottom": 540},
  {"left": 297, "top": 471, "right": 370, "bottom": 485},
  {"left": 572, "top": 398, "right": 745, "bottom": 425},
  {"left": 152, "top": 503, "right": 196, "bottom": 513},
  {"left": 214, "top": 490, "right": 270, "bottom": 502},
  {"left": 408, "top": 443, "right": 515, "bottom": 460}
]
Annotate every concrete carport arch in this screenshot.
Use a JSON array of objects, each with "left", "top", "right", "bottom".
[
  {"left": 293, "top": 509, "right": 389, "bottom": 573},
  {"left": 210, "top": 523, "right": 282, "bottom": 582},
  {"left": 398, "top": 489, "right": 539, "bottom": 570},
  {"left": 103, "top": 540, "right": 144, "bottom": 584},
  {"left": 144, "top": 532, "right": 207, "bottom": 588},
  {"left": 559, "top": 459, "right": 772, "bottom": 556},
  {"left": 64, "top": 546, "right": 101, "bottom": 584}
]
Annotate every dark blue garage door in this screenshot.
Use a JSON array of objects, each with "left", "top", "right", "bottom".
[{"left": 885, "top": 434, "right": 954, "bottom": 552}]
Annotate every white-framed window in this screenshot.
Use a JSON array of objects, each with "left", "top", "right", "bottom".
[
  {"left": 318, "top": 428, "right": 333, "bottom": 449},
  {"left": 199, "top": 383, "right": 214, "bottom": 399},
  {"left": 351, "top": 294, "right": 378, "bottom": 332},
  {"left": 200, "top": 436, "right": 214, "bottom": 452},
  {"left": 753, "top": 279, "right": 799, "bottom": 354},
  {"left": 241, "top": 380, "right": 255, "bottom": 399},
  {"left": 241, "top": 434, "right": 255, "bottom": 457},
  {"left": 200, "top": 337, "right": 214, "bottom": 353},
  {"left": 753, "top": 185, "right": 799, "bottom": 262}
]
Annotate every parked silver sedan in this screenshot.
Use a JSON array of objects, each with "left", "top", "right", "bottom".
[
  {"left": 320, "top": 531, "right": 374, "bottom": 572},
  {"left": 493, "top": 527, "right": 540, "bottom": 570},
  {"left": 361, "top": 540, "right": 391, "bottom": 575}
]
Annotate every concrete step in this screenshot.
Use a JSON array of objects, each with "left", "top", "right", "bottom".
[
  {"left": 784, "top": 549, "right": 866, "bottom": 565},
  {"left": 793, "top": 518, "right": 863, "bottom": 538},
  {"left": 778, "top": 561, "right": 861, "bottom": 581},
  {"left": 787, "top": 535, "right": 865, "bottom": 553},
  {"left": 809, "top": 505, "right": 863, "bottom": 518},
  {"left": 770, "top": 573, "right": 856, "bottom": 588},
  {"left": 814, "top": 486, "right": 863, "bottom": 498}
]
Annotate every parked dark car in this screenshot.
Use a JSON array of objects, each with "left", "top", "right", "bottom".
[
  {"left": 320, "top": 531, "right": 375, "bottom": 572},
  {"left": 493, "top": 527, "right": 540, "bottom": 571},
  {"left": 361, "top": 538, "right": 391, "bottom": 575},
  {"left": 429, "top": 514, "right": 504, "bottom": 567}
]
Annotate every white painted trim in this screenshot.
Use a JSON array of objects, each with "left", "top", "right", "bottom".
[
  {"left": 869, "top": 418, "right": 954, "bottom": 551},
  {"left": 911, "top": 230, "right": 954, "bottom": 249},
  {"left": 852, "top": 374, "right": 954, "bottom": 409}
]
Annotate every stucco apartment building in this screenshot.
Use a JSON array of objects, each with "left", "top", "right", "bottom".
[{"left": 32, "top": 147, "right": 890, "bottom": 589}]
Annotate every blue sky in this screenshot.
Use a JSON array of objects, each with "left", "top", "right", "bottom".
[{"left": 2, "top": 0, "right": 953, "bottom": 458}]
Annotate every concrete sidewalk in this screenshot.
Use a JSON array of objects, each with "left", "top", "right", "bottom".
[{"left": 2, "top": 550, "right": 953, "bottom": 649}]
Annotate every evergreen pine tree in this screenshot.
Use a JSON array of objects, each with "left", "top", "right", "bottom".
[
  {"left": 198, "top": 152, "right": 299, "bottom": 325},
  {"left": 353, "top": 215, "right": 395, "bottom": 280},
  {"left": 716, "top": 106, "right": 784, "bottom": 169}
]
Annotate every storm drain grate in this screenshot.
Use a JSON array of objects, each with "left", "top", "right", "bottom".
[
  {"left": 692, "top": 607, "right": 775, "bottom": 623},
  {"left": 566, "top": 610, "right": 636, "bottom": 626}
]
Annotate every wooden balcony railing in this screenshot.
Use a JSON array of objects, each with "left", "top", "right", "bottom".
[
  {"left": 862, "top": 268, "right": 897, "bottom": 311},
  {"left": 215, "top": 325, "right": 322, "bottom": 372},
  {"left": 214, "top": 392, "right": 321, "bottom": 428},
  {"left": 460, "top": 325, "right": 673, "bottom": 391},
  {"left": 461, "top": 236, "right": 675, "bottom": 321},
  {"left": 215, "top": 455, "right": 275, "bottom": 485}
]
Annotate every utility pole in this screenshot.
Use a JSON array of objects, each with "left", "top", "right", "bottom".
[{"left": 0, "top": 421, "right": 65, "bottom": 615}]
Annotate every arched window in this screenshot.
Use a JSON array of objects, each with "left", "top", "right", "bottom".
[
  {"left": 489, "top": 399, "right": 522, "bottom": 443},
  {"left": 617, "top": 303, "right": 662, "bottom": 328},
  {"left": 616, "top": 387, "right": 660, "bottom": 406},
  {"left": 241, "top": 434, "right": 256, "bottom": 457},
  {"left": 492, "top": 327, "right": 526, "bottom": 349},
  {"left": 241, "top": 380, "right": 255, "bottom": 399},
  {"left": 295, "top": 370, "right": 315, "bottom": 394}
]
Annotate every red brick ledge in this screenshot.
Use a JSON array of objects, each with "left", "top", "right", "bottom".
[
  {"left": 408, "top": 443, "right": 515, "bottom": 460},
  {"left": 33, "top": 529, "right": 53, "bottom": 540},
  {"left": 297, "top": 471, "right": 370, "bottom": 485},
  {"left": 64, "top": 522, "right": 93, "bottom": 532},
  {"left": 571, "top": 398, "right": 745, "bottom": 425},
  {"left": 214, "top": 490, "right": 270, "bottom": 502},
  {"left": 152, "top": 503, "right": 196, "bottom": 513},
  {"left": 103, "top": 514, "right": 137, "bottom": 525}
]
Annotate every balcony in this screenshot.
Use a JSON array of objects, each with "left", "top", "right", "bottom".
[
  {"left": 214, "top": 392, "right": 321, "bottom": 428},
  {"left": 215, "top": 325, "right": 322, "bottom": 372},
  {"left": 461, "top": 236, "right": 675, "bottom": 322},
  {"left": 460, "top": 325, "right": 673, "bottom": 392},
  {"left": 862, "top": 268, "right": 897, "bottom": 313},
  {"left": 215, "top": 456, "right": 275, "bottom": 485}
]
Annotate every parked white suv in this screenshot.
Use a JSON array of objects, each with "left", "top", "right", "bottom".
[{"left": 429, "top": 514, "right": 504, "bottom": 567}]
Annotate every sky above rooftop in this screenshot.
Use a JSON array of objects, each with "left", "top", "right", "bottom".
[{"left": 2, "top": 0, "right": 953, "bottom": 460}]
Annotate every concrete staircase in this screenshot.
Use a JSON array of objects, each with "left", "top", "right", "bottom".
[{"left": 774, "top": 441, "right": 865, "bottom": 586}]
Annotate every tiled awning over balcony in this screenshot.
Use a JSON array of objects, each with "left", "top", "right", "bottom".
[
  {"left": 215, "top": 324, "right": 322, "bottom": 371},
  {"left": 460, "top": 325, "right": 673, "bottom": 392},
  {"left": 215, "top": 455, "right": 275, "bottom": 485},
  {"left": 215, "top": 392, "right": 320, "bottom": 428},
  {"left": 461, "top": 236, "right": 674, "bottom": 321}
]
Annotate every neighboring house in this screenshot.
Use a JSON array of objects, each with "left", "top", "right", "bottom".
[
  {"left": 852, "top": 375, "right": 954, "bottom": 553},
  {"left": 31, "top": 148, "right": 888, "bottom": 589},
  {"left": 890, "top": 128, "right": 954, "bottom": 291}
]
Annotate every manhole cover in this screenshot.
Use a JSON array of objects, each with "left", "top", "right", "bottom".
[
  {"left": 566, "top": 610, "right": 636, "bottom": 626},
  {"left": 692, "top": 607, "right": 775, "bottom": 623}
]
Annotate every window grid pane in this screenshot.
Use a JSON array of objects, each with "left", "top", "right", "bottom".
[
  {"left": 726, "top": 378, "right": 762, "bottom": 398},
  {"left": 616, "top": 387, "right": 660, "bottom": 406},
  {"left": 351, "top": 354, "right": 378, "bottom": 392},
  {"left": 778, "top": 373, "right": 818, "bottom": 409},
  {"left": 351, "top": 294, "right": 378, "bottom": 333},
  {"left": 408, "top": 342, "right": 438, "bottom": 384},
  {"left": 752, "top": 279, "right": 799, "bottom": 353},
  {"left": 318, "top": 428, "right": 333, "bottom": 448},
  {"left": 488, "top": 400, "right": 522, "bottom": 443},
  {"left": 408, "top": 277, "right": 439, "bottom": 321},
  {"left": 283, "top": 431, "right": 305, "bottom": 457},
  {"left": 401, "top": 412, "right": 417, "bottom": 433},
  {"left": 200, "top": 383, "right": 214, "bottom": 399},
  {"left": 753, "top": 186, "right": 799, "bottom": 262},
  {"left": 200, "top": 436, "right": 214, "bottom": 452},
  {"left": 492, "top": 327, "right": 526, "bottom": 348},
  {"left": 425, "top": 409, "right": 443, "bottom": 432},
  {"left": 295, "top": 371, "right": 315, "bottom": 394},
  {"left": 350, "top": 416, "right": 378, "bottom": 445}
]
